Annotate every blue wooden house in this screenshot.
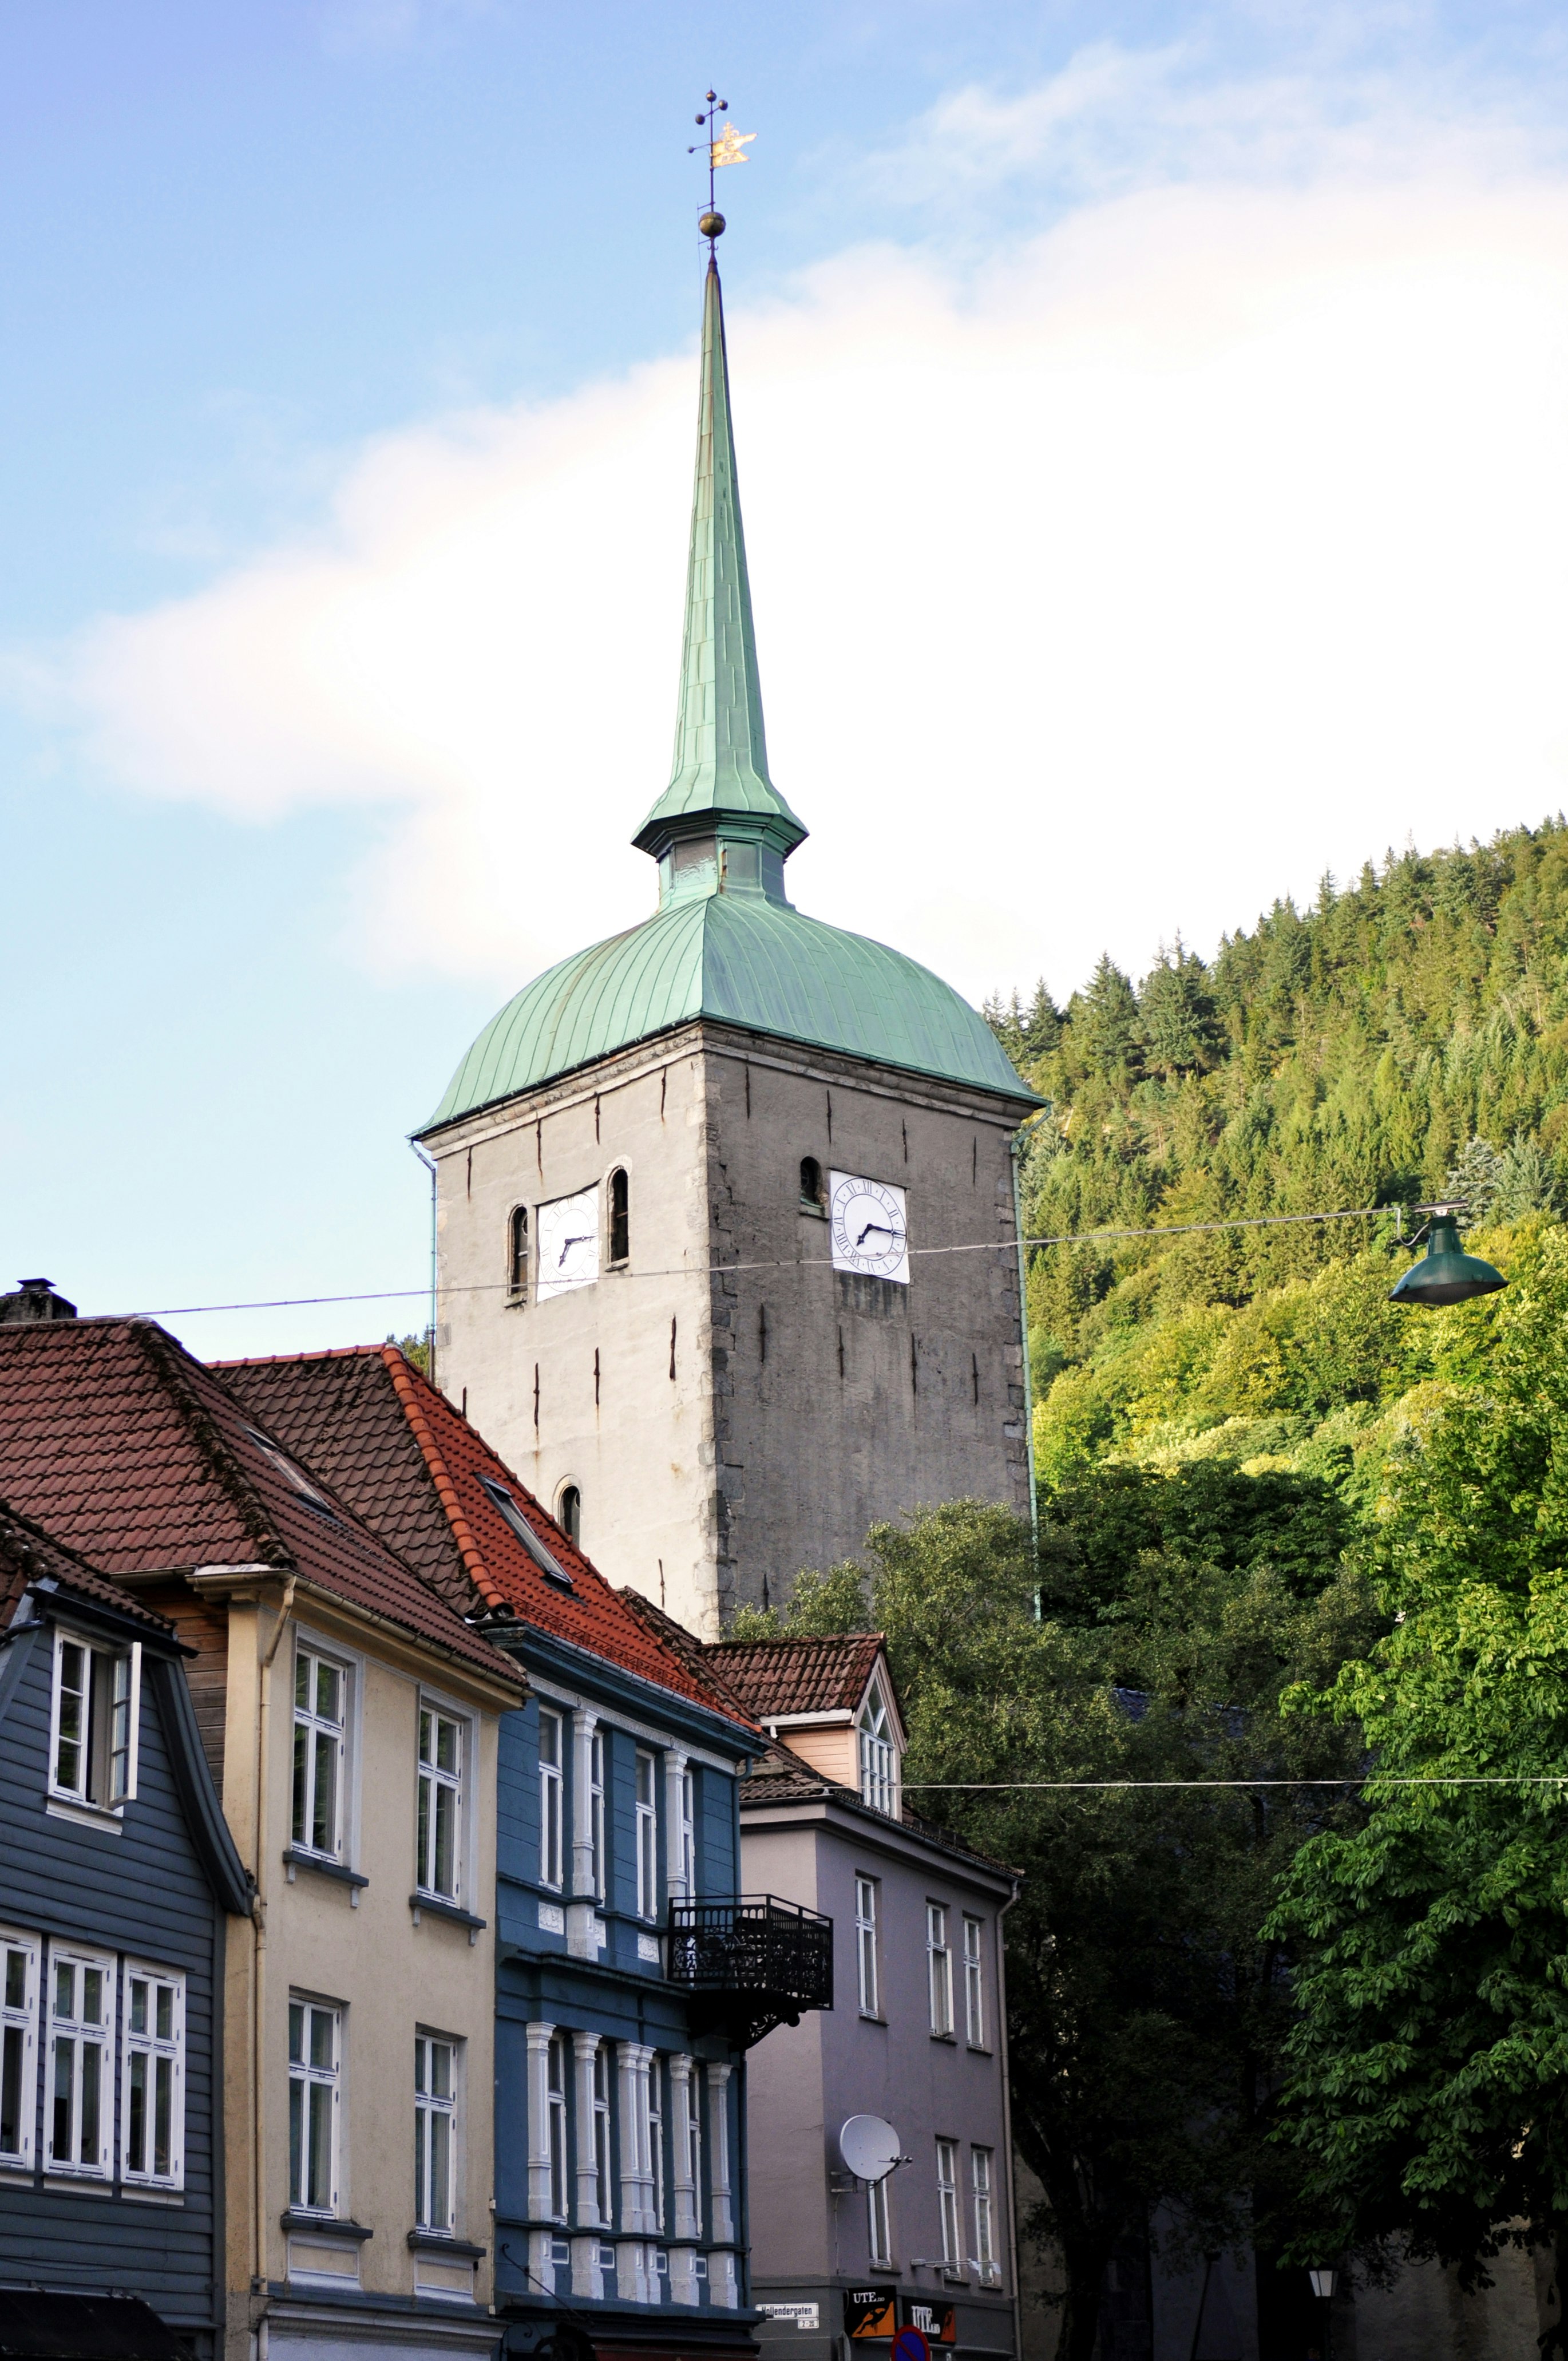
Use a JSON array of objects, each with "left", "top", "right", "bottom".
[
  {"left": 224, "top": 1345, "right": 833, "bottom": 2361},
  {"left": 0, "top": 1497, "right": 251, "bottom": 2360}
]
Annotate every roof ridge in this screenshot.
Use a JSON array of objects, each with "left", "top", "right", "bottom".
[
  {"left": 211, "top": 1343, "right": 389, "bottom": 1369},
  {"left": 709, "top": 1630, "right": 885, "bottom": 1651},
  {"left": 378, "top": 1350, "right": 510, "bottom": 1617}
]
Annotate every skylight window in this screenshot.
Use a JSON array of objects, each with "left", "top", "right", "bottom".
[
  {"left": 243, "top": 1428, "right": 338, "bottom": 1521},
  {"left": 478, "top": 1476, "right": 574, "bottom": 1589}
]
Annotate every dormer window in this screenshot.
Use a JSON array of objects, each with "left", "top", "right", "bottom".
[
  {"left": 858, "top": 1678, "right": 898, "bottom": 1817},
  {"left": 50, "top": 1631, "right": 140, "bottom": 1810},
  {"left": 479, "top": 1475, "right": 574, "bottom": 1590}
]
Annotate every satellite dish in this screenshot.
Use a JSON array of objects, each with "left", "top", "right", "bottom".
[{"left": 840, "top": 2115, "right": 901, "bottom": 2184}]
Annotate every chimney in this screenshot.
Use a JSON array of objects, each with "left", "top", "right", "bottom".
[{"left": 0, "top": 1279, "right": 78, "bottom": 1326}]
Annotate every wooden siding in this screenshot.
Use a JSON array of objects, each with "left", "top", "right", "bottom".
[
  {"left": 0, "top": 1620, "right": 222, "bottom": 2355},
  {"left": 137, "top": 1581, "right": 229, "bottom": 1790}
]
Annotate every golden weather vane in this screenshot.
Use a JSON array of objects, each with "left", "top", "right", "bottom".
[{"left": 688, "top": 90, "right": 754, "bottom": 253}]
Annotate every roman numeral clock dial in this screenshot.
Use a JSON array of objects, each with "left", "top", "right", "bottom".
[{"left": 828, "top": 1173, "right": 910, "bottom": 1285}]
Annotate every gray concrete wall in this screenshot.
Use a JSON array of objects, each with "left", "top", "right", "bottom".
[
  {"left": 742, "top": 1803, "right": 1017, "bottom": 2361},
  {"left": 428, "top": 1021, "right": 1032, "bottom": 1636}
]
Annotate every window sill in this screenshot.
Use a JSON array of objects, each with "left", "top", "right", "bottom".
[
  {"left": 282, "top": 2209, "right": 374, "bottom": 2241},
  {"left": 283, "top": 1846, "right": 368, "bottom": 1895},
  {"left": 122, "top": 2185, "right": 184, "bottom": 2206},
  {"left": 929, "top": 2031, "right": 957, "bottom": 2044},
  {"left": 798, "top": 1205, "right": 829, "bottom": 1220},
  {"left": 43, "top": 2174, "right": 113, "bottom": 2196},
  {"left": 408, "top": 2230, "right": 486, "bottom": 2260},
  {"left": 965, "top": 2043, "right": 993, "bottom": 2057},
  {"left": 410, "top": 1892, "right": 487, "bottom": 1939},
  {"left": 858, "top": 2012, "right": 888, "bottom": 2026},
  {"left": 46, "top": 1794, "right": 124, "bottom": 1834}
]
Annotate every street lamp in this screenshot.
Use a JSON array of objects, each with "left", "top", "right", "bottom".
[
  {"left": 1388, "top": 1204, "right": 1507, "bottom": 1308},
  {"left": 1308, "top": 2265, "right": 1337, "bottom": 2361}
]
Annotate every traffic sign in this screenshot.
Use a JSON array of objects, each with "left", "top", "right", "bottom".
[{"left": 892, "top": 2328, "right": 930, "bottom": 2361}]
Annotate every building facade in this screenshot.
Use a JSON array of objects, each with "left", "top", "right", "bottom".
[
  {"left": 0, "top": 1305, "right": 525, "bottom": 2361},
  {"left": 415, "top": 255, "right": 1039, "bottom": 1636},
  {"left": 224, "top": 1343, "right": 833, "bottom": 2361},
  {"left": 0, "top": 1500, "right": 251, "bottom": 2361}
]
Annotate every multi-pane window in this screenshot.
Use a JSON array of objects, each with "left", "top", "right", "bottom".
[
  {"left": 648, "top": 2056, "right": 666, "bottom": 2231},
  {"left": 593, "top": 2043, "right": 613, "bottom": 2224},
  {"left": 927, "top": 1904, "right": 953, "bottom": 2036},
  {"left": 682, "top": 2066, "right": 702, "bottom": 2228},
  {"left": 855, "top": 1876, "right": 880, "bottom": 2017},
  {"left": 122, "top": 1965, "right": 183, "bottom": 2188},
  {"left": 414, "top": 2034, "right": 458, "bottom": 2233},
  {"left": 963, "top": 1916, "right": 985, "bottom": 2047},
  {"left": 868, "top": 2172, "right": 892, "bottom": 2267},
  {"left": 858, "top": 1680, "right": 897, "bottom": 1816},
  {"left": 678, "top": 1769, "right": 696, "bottom": 1897},
  {"left": 635, "top": 1753, "right": 658, "bottom": 1919},
  {"left": 0, "top": 1933, "right": 38, "bottom": 2168},
  {"left": 590, "top": 1728, "right": 607, "bottom": 1901},
  {"left": 288, "top": 1999, "right": 340, "bottom": 2215},
  {"left": 417, "top": 1706, "right": 463, "bottom": 1900},
  {"left": 292, "top": 1647, "right": 346, "bottom": 1859},
  {"left": 936, "top": 2138, "right": 961, "bottom": 2268},
  {"left": 50, "top": 1634, "right": 137, "bottom": 1808},
  {"left": 547, "top": 2035, "right": 568, "bottom": 2220},
  {"left": 972, "top": 2147, "right": 996, "bottom": 2281},
  {"left": 48, "top": 1950, "right": 115, "bottom": 2177},
  {"left": 538, "top": 1710, "right": 564, "bottom": 1889}
]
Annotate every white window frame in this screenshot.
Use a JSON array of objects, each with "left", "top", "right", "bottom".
[
  {"left": 972, "top": 2146, "right": 997, "bottom": 2283},
  {"left": 48, "top": 1630, "right": 140, "bottom": 1811},
  {"left": 936, "top": 2137, "right": 961, "bottom": 2268},
  {"left": 415, "top": 2030, "right": 460, "bottom": 2235},
  {"left": 547, "top": 2034, "right": 568, "bottom": 2221},
  {"left": 590, "top": 1726, "right": 607, "bottom": 1903},
  {"left": 593, "top": 2042, "right": 613, "bottom": 2225},
  {"left": 0, "top": 1929, "right": 40, "bottom": 2170},
  {"left": 416, "top": 1699, "right": 466, "bottom": 1903},
  {"left": 682, "top": 2066, "right": 702, "bottom": 2235},
  {"left": 855, "top": 1876, "right": 880, "bottom": 2018},
  {"left": 288, "top": 1996, "right": 342, "bottom": 2217},
  {"left": 291, "top": 1640, "right": 350, "bottom": 1862},
  {"left": 857, "top": 1677, "right": 898, "bottom": 1816},
  {"left": 648, "top": 2054, "right": 665, "bottom": 2233},
  {"left": 635, "top": 1751, "right": 658, "bottom": 1919},
  {"left": 868, "top": 2171, "right": 892, "bottom": 2268},
  {"left": 678, "top": 1766, "right": 696, "bottom": 1897},
  {"left": 538, "top": 1709, "right": 565, "bottom": 1890},
  {"left": 927, "top": 1904, "right": 953, "bottom": 2037},
  {"left": 121, "top": 1961, "right": 185, "bottom": 2189},
  {"left": 46, "top": 1945, "right": 116, "bottom": 2179},
  {"left": 963, "top": 1915, "right": 985, "bottom": 2048}
]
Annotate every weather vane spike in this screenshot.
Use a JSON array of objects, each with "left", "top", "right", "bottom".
[{"left": 687, "top": 89, "right": 754, "bottom": 254}]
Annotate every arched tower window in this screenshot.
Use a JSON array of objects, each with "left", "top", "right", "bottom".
[
  {"left": 608, "top": 1169, "right": 629, "bottom": 1266},
  {"left": 508, "top": 1207, "right": 529, "bottom": 1300},
  {"left": 557, "top": 1485, "right": 581, "bottom": 1547},
  {"left": 799, "top": 1156, "right": 825, "bottom": 1212},
  {"left": 858, "top": 1679, "right": 898, "bottom": 1817}
]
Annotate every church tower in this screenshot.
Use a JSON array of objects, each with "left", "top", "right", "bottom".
[{"left": 417, "top": 245, "right": 1039, "bottom": 1638}]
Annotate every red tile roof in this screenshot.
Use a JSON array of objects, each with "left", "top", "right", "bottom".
[
  {"left": 218, "top": 1346, "right": 758, "bottom": 1736},
  {"left": 704, "top": 1631, "right": 888, "bottom": 1720},
  {"left": 0, "top": 1320, "right": 523, "bottom": 1691},
  {"left": 0, "top": 1494, "right": 176, "bottom": 1635}
]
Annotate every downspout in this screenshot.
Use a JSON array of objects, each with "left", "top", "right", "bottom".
[
  {"left": 411, "top": 1140, "right": 438, "bottom": 1391},
  {"left": 253, "top": 1573, "right": 297, "bottom": 2302},
  {"left": 995, "top": 1883, "right": 1024, "bottom": 2361},
  {"left": 1009, "top": 1129, "right": 1040, "bottom": 1572}
]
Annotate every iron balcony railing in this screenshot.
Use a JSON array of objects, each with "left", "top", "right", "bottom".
[{"left": 666, "top": 1893, "right": 833, "bottom": 2048}]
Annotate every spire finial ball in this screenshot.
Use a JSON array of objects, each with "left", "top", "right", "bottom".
[{"left": 699, "top": 209, "right": 726, "bottom": 239}]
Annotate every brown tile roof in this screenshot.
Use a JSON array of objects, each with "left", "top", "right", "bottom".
[
  {"left": 740, "top": 1737, "right": 1018, "bottom": 1882},
  {"left": 217, "top": 1347, "right": 758, "bottom": 1737},
  {"left": 0, "top": 1320, "right": 523, "bottom": 1691},
  {"left": 704, "top": 1631, "right": 888, "bottom": 1720},
  {"left": 0, "top": 1495, "right": 176, "bottom": 1636}
]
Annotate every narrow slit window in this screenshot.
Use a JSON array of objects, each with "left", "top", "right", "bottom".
[
  {"left": 648, "top": 2055, "right": 666, "bottom": 2232},
  {"left": 973, "top": 2146, "right": 997, "bottom": 2281},
  {"left": 0, "top": 1933, "right": 39, "bottom": 2169},
  {"left": 936, "top": 2138, "right": 960, "bottom": 2267},
  {"left": 538, "top": 1710, "right": 564, "bottom": 1889},
  {"left": 590, "top": 1726, "right": 606, "bottom": 1901},
  {"left": 608, "top": 1169, "right": 630, "bottom": 1265},
  {"left": 509, "top": 1206, "right": 530, "bottom": 1299},
  {"left": 123, "top": 1965, "right": 184, "bottom": 2188},
  {"left": 855, "top": 1876, "right": 880, "bottom": 2018},
  {"left": 927, "top": 1904, "right": 953, "bottom": 2037},
  {"left": 593, "top": 2043, "right": 613, "bottom": 2225},
  {"left": 557, "top": 1486, "right": 581, "bottom": 1547},
  {"left": 546, "top": 2034, "right": 568, "bottom": 2220},
  {"left": 963, "top": 1916, "right": 985, "bottom": 2047},
  {"left": 799, "top": 1156, "right": 824, "bottom": 1211},
  {"left": 635, "top": 1751, "right": 658, "bottom": 1920},
  {"left": 868, "top": 2172, "right": 892, "bottom": 2268}
]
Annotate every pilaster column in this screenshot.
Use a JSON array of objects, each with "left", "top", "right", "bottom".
[
  {"left": 707, "top": 2061, "right": 734, "bottom": 2243},
  {"left": 668, "top": 2052, "right": 698, "bottom": 2241},
  {"left": 571, "top": 1709, "right": 598, "bottom": 1897},
  {"left": 525, "top": 2022, "right": 555, "bottom": 2219},
  {"left": 665, "top": 1750, "right": 690, "bottom": 1906},
  {"left": 572, "top": 2032, "right": 600, "bottom": 2226}
]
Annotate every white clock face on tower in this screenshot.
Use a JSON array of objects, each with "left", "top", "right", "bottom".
[
  {"left": 536, "top": 1186, "right": 600, "bottom": 1299},
  {"left": 828, "top": 1172, "right": 910, "bottom": 1286}
]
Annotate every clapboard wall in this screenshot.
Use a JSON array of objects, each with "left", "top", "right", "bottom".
[{"left": 0, "top": 1613, "right": 225, "bottom": 2355}]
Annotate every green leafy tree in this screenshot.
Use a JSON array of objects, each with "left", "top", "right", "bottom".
[
  {"left": 1268, "top": 1229, "right": 1568, "bottom": 2346},
  {"left": 817, "top": 1492, "right": 1374, "bottom": 2361}
]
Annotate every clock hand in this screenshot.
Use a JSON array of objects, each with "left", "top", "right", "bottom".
[
  {"left": 854, "top": 1222, "right": 906, "bottom": 1248},
  {"left": 557, "top": 1234, "right": 594, "bottom": 1265}
]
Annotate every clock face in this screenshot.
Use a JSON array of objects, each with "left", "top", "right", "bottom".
[
  {"left": 536, "top": 1185, "right": 600, "bottom": 1300},
  {"left": 828, "top": 1172, "right": 910, "bottom": 1285}
]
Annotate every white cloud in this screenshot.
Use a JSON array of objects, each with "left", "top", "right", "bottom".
[{"left": 38, "top": 55, "right": 1568, "bottom": 1013}]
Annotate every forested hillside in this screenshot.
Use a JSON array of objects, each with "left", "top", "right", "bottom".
[{"left": 988, "top": 818, "right": 1568, "bottom": 1502}]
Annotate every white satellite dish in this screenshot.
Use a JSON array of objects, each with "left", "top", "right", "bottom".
[{"left": 839, "top": 2115, "right": 901, "bottom": 2184}]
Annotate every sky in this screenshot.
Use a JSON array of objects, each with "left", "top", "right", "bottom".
[{"left": 4, "top": 0, "right": 1568, "bottom": 1359}]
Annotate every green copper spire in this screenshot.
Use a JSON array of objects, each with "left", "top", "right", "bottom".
[{"left": 633, "top": 258, "right": 807, "bottom": 879}]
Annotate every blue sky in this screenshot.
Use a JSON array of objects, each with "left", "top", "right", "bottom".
[{"left": 5, "top": 0, "right": 1568, "bottom": 1360}]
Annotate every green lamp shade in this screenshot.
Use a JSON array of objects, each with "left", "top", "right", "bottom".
[{"left": 1389, "top": 1216, "right": 1507, "bottom": 1307}]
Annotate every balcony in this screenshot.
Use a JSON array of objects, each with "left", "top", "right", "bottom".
[{"left": 666, "top": 1893, "right": 833, "bottom": 2048}]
